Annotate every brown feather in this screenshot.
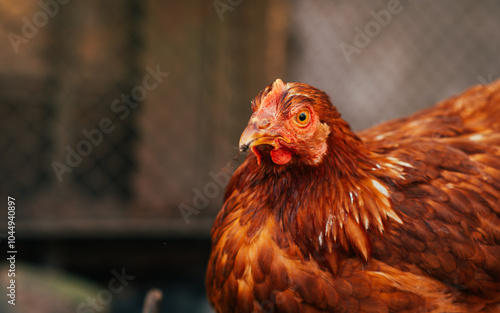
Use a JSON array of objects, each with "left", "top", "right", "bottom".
[{"left": 207, "top": 79, "right": 500, "bottom": 312}]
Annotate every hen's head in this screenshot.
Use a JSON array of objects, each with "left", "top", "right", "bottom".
[{"left": 240, "top": 79, "right": 350, "bottom": 166}]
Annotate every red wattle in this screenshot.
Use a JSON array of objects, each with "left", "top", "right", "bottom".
[
  {"left": 270, "top": 148, "right": 293, "bottom": 165},
  {"left": 251, "top": 146, "right": 263, "bottom": 165}
]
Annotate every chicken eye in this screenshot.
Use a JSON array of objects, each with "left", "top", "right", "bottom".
[{"left": 295, "top": 109, "right": 310, "bottom": 126}]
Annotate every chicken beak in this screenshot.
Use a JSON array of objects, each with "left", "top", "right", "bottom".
[{"left": 239, "top": 122, "right": 287, "bottom": 152}]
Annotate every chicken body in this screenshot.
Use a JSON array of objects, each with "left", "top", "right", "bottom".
[{"left": 206, "top": 79, "right": 500, "bottom": 312}]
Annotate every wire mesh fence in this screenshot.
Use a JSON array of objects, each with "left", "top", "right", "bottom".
[
  {"left": 1, "top": 1, "right": 143, "bottom": 227},
  {"left": 1, "top": 0, "right": 500, "bottom": 236},
  {"left": 289, "top": 0, "right": 500, "bottom": 131}
]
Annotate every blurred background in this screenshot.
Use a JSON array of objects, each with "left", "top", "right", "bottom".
[{"left": 1, "top": 0, "right": 500, "bottom": 312}]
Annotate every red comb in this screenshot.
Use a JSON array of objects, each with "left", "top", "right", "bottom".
[{"left": 262, "top": 78, "right": 285, "bottom": 109}]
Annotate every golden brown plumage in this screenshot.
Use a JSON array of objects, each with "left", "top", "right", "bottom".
[{"left": 206, "top": 79, "right": 500, "bottom": 312}]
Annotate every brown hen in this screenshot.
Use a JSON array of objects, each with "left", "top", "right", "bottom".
[{"left": 206, "top": 79, "right": 500, "bottom": 313}]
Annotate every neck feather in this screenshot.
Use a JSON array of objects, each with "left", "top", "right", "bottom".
[{"left": 250, "top": 130, "right": 403, "bottom": 271}]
